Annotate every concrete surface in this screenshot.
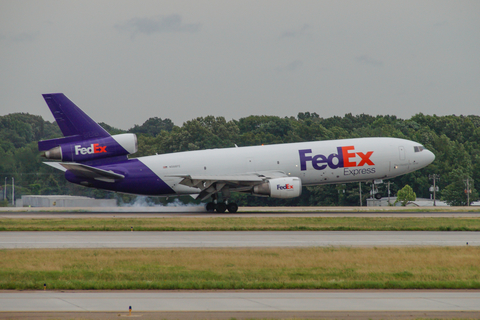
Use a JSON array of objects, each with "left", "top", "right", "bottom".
[
  {"left": 0, "top": 290, "right": 479, "bottom": 312},
  {"left": 1, "top": 231, "right": 478, "bottom": 248}
]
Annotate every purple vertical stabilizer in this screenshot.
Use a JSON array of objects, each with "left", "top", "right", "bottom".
[{"left": 42, "top": 93, "right": 110, "bottom": 139}]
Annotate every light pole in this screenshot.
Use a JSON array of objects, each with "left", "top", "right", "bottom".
[
  {"left": 464, "top": 177, "right": 473, "bottom": 206},
  {"left": 387, "top": 181, "right": 392, "bottom": 205},
  {"left": 359, "top": 182, "right": 362, "bottom": 207},
  {"left": 429, "top": 174, "right": 440, "bottom": 206},
  {"left": 11, "top": 177, "right": 14, "bottom": 206}
]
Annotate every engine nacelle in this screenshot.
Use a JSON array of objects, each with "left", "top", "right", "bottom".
[
  {"left": 42, "top": 133, "right": 138, "bottom": 162},
  {"left": 253, "top": 177, "right": 302, "bottom": 199}
]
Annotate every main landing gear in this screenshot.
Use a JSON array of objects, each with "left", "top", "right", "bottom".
[
  {"left": 205, "top": 201, "right": 238, "bottom": 213},
  {"left": 205, "top": 188, "right": 238, "bottom": 213}
]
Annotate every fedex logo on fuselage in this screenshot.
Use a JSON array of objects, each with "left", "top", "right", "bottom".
[
  {"left": 74, "top": 143, "right": 107, "bottom": 155},
  {"left": 277, "top": 184, "right": 294, "bottom": 190},
  {"left": 299, "top": 146, "right": 374, "bottom": 171}
]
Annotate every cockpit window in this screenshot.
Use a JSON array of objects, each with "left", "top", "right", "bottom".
[{"left": 414, "top": 146, "right": 425, "bottom": 153}]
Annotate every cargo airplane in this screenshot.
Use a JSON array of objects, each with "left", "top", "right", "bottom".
[{"left": 39, "top": 93, "right": 435, "bottom": 212}]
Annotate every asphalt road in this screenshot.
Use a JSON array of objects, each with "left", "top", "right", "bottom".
[
  {"left": 1, "top": 290, "right": 479, "bottom": 312},
  {"left": 1, "top": 231, "right": 478, "bottom": 248}
]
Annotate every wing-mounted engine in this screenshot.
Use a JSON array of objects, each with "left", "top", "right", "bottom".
[
  {"left": 39, "top": 133, "right": 138, "bottom": 162},
  {"left": 253, "top": 177, "right": 302, "bottom": 199}
]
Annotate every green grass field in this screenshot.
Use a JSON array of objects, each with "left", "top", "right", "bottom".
[
  {"left": 1, "top": 216, "right": 480, "bottom": 231},
  {"left": 2, "top": 247, "right": 479, "bottom": 290}
]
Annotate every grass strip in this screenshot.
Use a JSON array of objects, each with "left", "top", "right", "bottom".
[
  {"left": 1, "top": 247, "right": 480, "bottom": 290},
  {"left": 1, "top": 217, "right": 480, "bottom": 231}
]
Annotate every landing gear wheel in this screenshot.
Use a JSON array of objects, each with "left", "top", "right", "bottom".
[
  {"left": 206, "top": 202, "right": 215, "bottom": 212},
  {"left": 216, "top": 202, "right": 227, "bottom": 213},
  {"left": 227, "top": 202, "right": 238, "bottom": 213}
]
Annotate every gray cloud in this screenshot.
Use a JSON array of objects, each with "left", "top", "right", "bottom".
[
  {"left": 115, "top": 14, "right": 201, "bottom": 39},
  {"left": 280, "top": 24, "right": 311, "bottom": 39},
  {"left": 434, "top": 20, "right": 448, "bottom": 27},
  {"left": 10, "top": 32, "right": 39, "bottom": 42},
  {"left": 276, "top": 60, "right": 304, "bottom": 72},
  {"left": 1, "top": 1, "right": 479, "bottom": 129},
  {"left": 356, "top": 54, "right": 383, "bottom": 67}
]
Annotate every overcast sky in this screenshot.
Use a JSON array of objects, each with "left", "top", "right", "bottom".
[{"left": 1, "top": 0, "right": 479, "bottom": 129}]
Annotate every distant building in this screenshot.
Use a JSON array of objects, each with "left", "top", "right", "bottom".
[
  {"left": 367, "top": 196, "right": 449, "bottom": 207},
  {"left": 17, "top": 195, "right": 117, "bottom": 207}
]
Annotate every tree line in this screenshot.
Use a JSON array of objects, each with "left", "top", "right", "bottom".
[{"left": 0, "top": 111, "right": 478, "bottom": 206}]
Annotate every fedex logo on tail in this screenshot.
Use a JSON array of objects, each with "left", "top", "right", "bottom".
[
  {"left": 299, "top": 146, "right": 374, "bottom": 171},
  {"left": 75, "top": 143, "right": 107, "bottom": 155},
  {"left": 277, "top": 184, "right": 294, "bottom": 190}
]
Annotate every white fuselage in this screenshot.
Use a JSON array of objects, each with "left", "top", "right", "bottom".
[{"left": 137, "top": 137, "right": 435, "bottom": 195}]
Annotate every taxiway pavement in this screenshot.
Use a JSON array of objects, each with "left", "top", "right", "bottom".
[
  {"left": 1, "top": 231, "right": 478, "bottom": 248},
  {"left": 1, "top": 290, "right": 479, "bottom": 312}
]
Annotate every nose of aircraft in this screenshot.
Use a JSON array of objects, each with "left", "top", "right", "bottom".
[{"left": 424, "top": 149, "right": 435, "bottom": 166}]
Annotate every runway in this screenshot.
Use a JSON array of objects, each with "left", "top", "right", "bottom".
[
  {"left": 2, "top": 211, "right": 480, "bottom": 219},
  {"left": 2, "top": 211, "right": 478, "bottom": 318},
  {"left": 1, "top": 290, "right": 479, "bottom": 312},
  {"left": 2, "top": 206, "right": 480, "bottom": 219},
  {"left": 1, "top": 231, "right": 478, "bottom": 248}
]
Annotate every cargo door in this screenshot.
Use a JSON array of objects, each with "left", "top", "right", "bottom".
[{"left": 398, "top": 146, "right": 406, "bottom": 161}]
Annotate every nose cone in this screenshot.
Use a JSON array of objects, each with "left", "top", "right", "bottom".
[{"left": 424, "top": 149, "right": 435, "bottom": 166}]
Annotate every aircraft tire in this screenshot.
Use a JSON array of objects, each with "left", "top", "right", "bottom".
[
  {"left": 216, "top": 202, "right": 227, "bottom": 213},
  {"left": 206, "top": 202, "right": 215, "bottom": 212},
  {"left": 227, "top": 202, "right": 238, "bottom": 213}
]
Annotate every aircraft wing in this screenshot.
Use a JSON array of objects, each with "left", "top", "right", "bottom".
[
  {"left": 44, "top": 162, "right": 125, "bottom": 183},
  {"left": 166, "top": 171, "right": 288, "bottom": 200}
]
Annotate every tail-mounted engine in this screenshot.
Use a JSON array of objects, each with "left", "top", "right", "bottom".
[
  {"left": 252, "top": 177, "right": 302, "bottom": 199},
  {"left": 39, "top": 133, "right": 138, "bottom": 162}
]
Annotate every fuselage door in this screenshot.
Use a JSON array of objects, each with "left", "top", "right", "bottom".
[{"left": 398, "top": 146, "right": 406, "bottom": 161}]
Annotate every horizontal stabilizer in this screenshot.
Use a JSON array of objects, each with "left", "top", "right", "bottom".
[
  {"left": 44, "top": 162, "right": 68, "bottom": 172},
  {"left": 44, "top": 162, "right": 124, "bottom": 183}
]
